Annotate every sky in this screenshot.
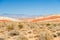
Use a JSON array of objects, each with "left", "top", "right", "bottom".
[{"left": 0, "top": 0, "right": 60, "bottom": 17}]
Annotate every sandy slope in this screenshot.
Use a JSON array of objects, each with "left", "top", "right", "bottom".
[
  {"left": 1, "top": 15, "right": 60, "bottom": 22},
  {"left": 54, "top": 37, "right": 60, "bottom": 40},
  {"left": 0, "top": 17, "right": 20, "bottom": 22},
  {"left": 30, "top": 15, "right": 60, "bottom": 22}
]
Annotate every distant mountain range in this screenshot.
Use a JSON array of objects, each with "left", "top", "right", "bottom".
[{"left": 0, "top": 13, "right": 49, "bottom": 18}]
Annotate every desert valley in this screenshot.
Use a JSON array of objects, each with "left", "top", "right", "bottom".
[{"left": 0, "top": 15, "right": 60, "bottom": 40}]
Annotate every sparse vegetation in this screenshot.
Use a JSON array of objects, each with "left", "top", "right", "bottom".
[
  {"left": 18, "top": 24, "right": 23, "bottom": 29},
  {"left": 0, "top": 16, "right": 60, "bottom": 40}
]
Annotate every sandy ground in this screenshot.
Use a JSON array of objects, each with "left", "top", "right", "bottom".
[{"left": 54, "top": 37, "right": 60, "bottom": 40}]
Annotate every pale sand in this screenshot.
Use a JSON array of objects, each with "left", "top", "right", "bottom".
[{"left": 54, "top": 37, "right": 60, "bottom": 40}]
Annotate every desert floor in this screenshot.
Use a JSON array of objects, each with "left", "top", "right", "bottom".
[{"left": 54, "top": 37, "right": 60, "bottom": 40}]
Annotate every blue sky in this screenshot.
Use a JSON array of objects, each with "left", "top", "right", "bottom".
[{"left": 0, "top": 0, "right": 60, "bottom": 17}]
